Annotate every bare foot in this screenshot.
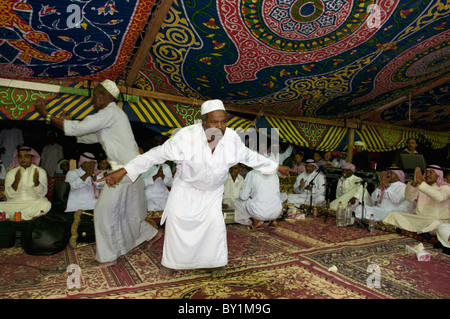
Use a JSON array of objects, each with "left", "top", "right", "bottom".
[
  {"left": 145, "top": 228, "right": 163, "bottom": 249},
  {"left": 159, "top": 265, "right": 174, "bottom": 277},
  {"left": 211, "top": 266, "right": 226, "bottom": 279}
]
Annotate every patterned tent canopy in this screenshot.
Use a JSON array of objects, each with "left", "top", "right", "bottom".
[{"left": 1, "top": 0, "right": 449, "bottom": 151}]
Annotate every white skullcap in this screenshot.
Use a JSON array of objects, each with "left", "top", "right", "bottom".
[
  {"left": 201, "top": 99, "right": 226, "bottom": 115},
  {"left": 100, "top": 80, "right": 120, "bottom": 99}
]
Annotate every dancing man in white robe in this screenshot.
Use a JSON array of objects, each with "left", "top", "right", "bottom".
[
  {"left": 383, "top": 165, "right": 450, "bottom": 235},
  {"left": 35, "top": 80, "right": 162, "bottom": 268},
  {"left": 142, "top": 164, "right": 173, "bottom": 211},
  {"left": 0, "top": 147, "right": 51, "bottom": 220},
  {"left": 287, "top": 159, "right": 326, "bottom": 207},
  {"left": 329, "top": 163, "right": 372, "bottom": 211},
  {"left": 234, "top": 170, "right": 282, "bottom": 230},
  {"left": 355, "top": 168, "right": 413, "bottom": 221},
  {"left": 100, "top": 99, "right": 294, "bottom": 278}
]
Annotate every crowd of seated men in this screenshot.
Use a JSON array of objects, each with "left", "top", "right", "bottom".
[
  {"left": 219, "top": 138, "right": 449, "bottom": 255},
  {"left": 0, "top": 136, "right": 448, "bottom": 255}
]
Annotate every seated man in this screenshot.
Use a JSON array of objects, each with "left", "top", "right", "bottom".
[
  {"left": 223, "top": 164, "right": 244, "bottom": 210},
  {"left": 54, "top": 159, "right": 70, "bottom": 177},
  {"left": 329, "top": 163, "right": 372, "bottom": 211},
  {"left": 287, "top": 159, "right": 326, "bottom": 207},
  {"left": 391, "top": 138, "right": 421, "bottom": 168},
  {"left": 444, "top": 171, "right": 450, "bottom": 185},
  {"left": 65, "top": 152, "right": 105, "bottom": 212},
  {"left": 142, "top": 163, "right": 173, "bottom": 212},
  {"left": 355, "top": 168, "right": 413, "bottom": 221},
  {"left": 292, "top": 151, "right": 306, "bottom": 175},
  {"left": 0, "top": 147, "right": 51, "bottom": 220},
  {"left": 262, "top": 142, "right": 293, "bottom": 165},
  {"left": 322, "top": 151, "right": 334, "bottom": 168},
  {"left": 0, "top": 159, "right": 6, "bottom": 179},
  {"left": 331, "top": 151, "right": 347, "bottom": 168},
  {"left": 352, "top": 141, "right": 372, "bottom": 171},
  {"left": 313, "top": 151, "right": 326, "bottom": 167},
  {"left": 97, "top": 154, "right": 111, "bottom": 177},
  {"left": 234, "top": 169, "right": 282, "bottom": 230},
  {"left": 383, "top": 165, "right": 450, "bottom": 235}
]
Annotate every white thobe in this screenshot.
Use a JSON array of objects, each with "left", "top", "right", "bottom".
[
  {"left": 124, "top": 123, "right": 278, "bottom": 270},
  {"left": 287, "top": 171, "right": 326, "bottom": 206},
  {"left": 264, "top": 145, "right": 293, "bottom": 176},
  {"left": 0, "top": 128, "right": 24, "bottom": 169},
  {"left": 329, "top": 174, "right": 372, "bottom": 211},
  {"left": 331, "top": 158, "right": 347, "bottom": 168},
  {"left": 40, "top": 143, "right": 64, "bottom": 177},
  {"left": 383, "top": 182, "right": 450, "bottom": 234},
  {"left": 65, "top": 168, "right": 104, "bottom": 212},
  {"left": 0, "top": 163, "right": 5, "bottom": 179},
  {"left": 0, "top": 164, "right": 51, "bottom": 220},
  {"left": 354, "top": 181, "right": 413, "bottom": 221},
  {"left": 142, "top": 164, "right": 173, "bottom": 211},
  {"left": 223, "top": 173, "right": 244, "bottom": 209},
  {"left": 234, "top": 170, "right": 282, "bottom": 225},
  {"left": 64, "top": 102, "right": 157, "bottom": 262},
  {"left": 436, "top": 223, "right": 450, "bottom": 248}
]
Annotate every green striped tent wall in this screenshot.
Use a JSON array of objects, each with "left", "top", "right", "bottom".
[
  {"left": 355, "top": 125, "right": 448, "bottom": 152},
  {"left": 0, "top": 84, "right": 447, "bottom": 151},
  {"left": 261, "top": 116, "right": 348, "bottom": 151}
]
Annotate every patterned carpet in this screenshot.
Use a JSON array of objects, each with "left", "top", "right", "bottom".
[{"left": 0, "top": 216, "right": 449, "bottom": 300}]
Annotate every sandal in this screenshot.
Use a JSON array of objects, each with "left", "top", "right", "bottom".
[
  {"left": 268, "top": 222, "right": 277, "bottom": 229},
  {"left": 247, "top": 224, "right": 262, "bottom": 231}
]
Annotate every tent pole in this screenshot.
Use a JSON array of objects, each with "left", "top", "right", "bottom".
[{"left": 347, "top": 128, "right": 355, "bottom": 163}]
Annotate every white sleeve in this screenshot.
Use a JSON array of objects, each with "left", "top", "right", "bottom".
[{"left": 239, "top": 172, "right": 254, "bottom": 201}]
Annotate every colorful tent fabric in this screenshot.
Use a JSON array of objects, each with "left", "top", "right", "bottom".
[
  {"left": 0, "top": 81, "right": 447, "bottom": 151},
  {"left": 0, "top": 0, "right": 449, "bottom": 133},
  {"left": 135, "top": 0, "right": 450, "bottom": 131},
  {"left": 0, "top": 0, "right": 156, "bottom": 81},
  {"left": 355, "top": 126, "right": 449, "bottom": 151},
  {"left": 258, "top": 116, "right": 348, "bottom": 151}
]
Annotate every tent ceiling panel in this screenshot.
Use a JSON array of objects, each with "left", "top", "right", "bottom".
[{"left": 0, "top": 0, "right": 449, "bottom": 133}]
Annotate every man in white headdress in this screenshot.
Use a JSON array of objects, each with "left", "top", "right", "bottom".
[
  {"left": 383, "top": 165, "right": 450, "bottom": 235},
  {"left": 352, "top": 141, "right": 372, "bottom": 171},
  {"left": 287, "top": 159, "right": 326, "bottom": 207},
  {"left": 0, "top": 147, "right": 51, "bottom": 220},
  {"left": 142, "top": 163, "right": 173, "bottom": 211},
  {"left": 331, "top": 151, "right": 347, "bottom": 168},
  {"left": 34, "top": 80, "right": 162, "bottom": 268},
  {"left": 222, "top": 164, "right": 244, "bottom": 209},
  {"left": 65, "top": 152, "right": 104, "bottom": 212},
  {"left": 329, "top": 163, "right": 372, "bottom": 211},
  {"left": 99, "top": 99, "right": 294, "bottom": 278},
  {"left": 354, "top": 167, "right": 413, "bottom": 221}
]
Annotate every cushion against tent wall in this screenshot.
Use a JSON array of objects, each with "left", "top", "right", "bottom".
[{"left": 22, "top": 214, "right": 69, "bottom": 255}]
